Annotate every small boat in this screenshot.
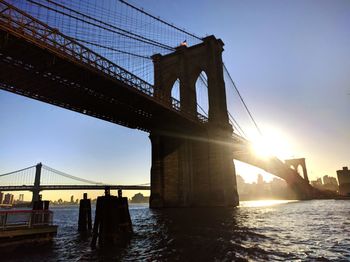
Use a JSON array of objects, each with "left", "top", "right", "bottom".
[{"left": 0, "top": 207, "right": 57, "bottom": 248}]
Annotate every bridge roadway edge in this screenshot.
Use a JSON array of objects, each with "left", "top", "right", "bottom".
[{"left": 0, "top": 28, "right": 205, "bottom": 133}]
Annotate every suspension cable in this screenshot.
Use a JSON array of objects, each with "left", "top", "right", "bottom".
[
  {"left": 42, "top": 165, "right": 103, "bottom": 185},
  {"left": 197, "top": 71, "right": 246, "bottom": 137},
  {"left": 119, "top": 0, "right": 202, "bottom": 41},
  {"left": 228, "top": 112, "right": 247, "bottom": 137},
  {"left": 0, "top": 165, "right": 36, "bottom": 177},
  {"left": 72, "top": 37, "right": 152, "bottom": 60},
  {"left": 223, "top": 63, "right": 262, "bottom": 135},
  {"left": 27, "top": 0, "right": 174, "bottom": 51}
]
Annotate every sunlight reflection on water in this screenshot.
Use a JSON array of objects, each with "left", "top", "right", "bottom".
[{"left": 239, "top": 199, "right": 298, "bottom": 207}]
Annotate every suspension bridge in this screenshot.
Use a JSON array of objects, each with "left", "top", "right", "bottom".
[
  {"left": 0, "top": 163, "right": 150, "bottom": 202},
  {"left": 0, "top": 0, "right": 328, "bottom": 207}
]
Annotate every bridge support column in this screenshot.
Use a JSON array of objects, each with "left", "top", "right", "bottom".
[
  {"left": 150, "top": 35, "right": 239, "bottom": 208},
  {"left": 31, "top": 163, "right": 42, "bottom": 204},
  {"left": 285, "top": 158, "right": 310, "bottom": 184},
  {"left": 149, "top": 128, "right": 239, "bottom": 208}
]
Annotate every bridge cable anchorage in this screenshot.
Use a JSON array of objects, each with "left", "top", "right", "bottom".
[
  {"left": 0, "top": 165, "right": 36, "bottom": 177},
  {"left": 118, "top": 0, "right": 202, "bottom": 41},
  {"left": 28, "top": 0, "right": 175, "bottom": 51},
  {"left": 223, "top": 63, "right": 263, "bottom": 136},
  {"left": 42, "top": 165, "right": 104, "bottom": 185}
]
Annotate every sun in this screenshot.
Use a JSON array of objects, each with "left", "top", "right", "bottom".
[
  {"left": 248, "top": 127, "right": 293, "bottom": 160},
  {"left": 251, "top": 138, "right": 273, "bottom": 158}
]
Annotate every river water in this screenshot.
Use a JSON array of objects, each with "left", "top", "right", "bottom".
[{"left": 3, "top": 200, "right": 350, "bottom": 261}]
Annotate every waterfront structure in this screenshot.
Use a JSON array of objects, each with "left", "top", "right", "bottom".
[
  {"left": 337, "top": 167, "right": 350, "bottom": 196},
  {"left": 0, "top": 199, "right": 57, "bottom": 248}
]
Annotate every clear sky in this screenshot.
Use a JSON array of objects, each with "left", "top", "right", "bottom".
[{"left": 1, "top": 0, "right": 349, "bottom": 201}]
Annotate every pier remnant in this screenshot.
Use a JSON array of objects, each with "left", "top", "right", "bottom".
[
  {"left": 32, "top": 195, "right": 50, "bottom": 225},
  {"left": 91, "top": 187, "right": 133, "bottom": 248},
  {"left": 78, "top": 193, "right": 92, "bottom": 232}
]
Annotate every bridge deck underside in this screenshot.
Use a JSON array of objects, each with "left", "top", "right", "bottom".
[{"left": 0, "top": 30, "right": 203, "bottom": 133}]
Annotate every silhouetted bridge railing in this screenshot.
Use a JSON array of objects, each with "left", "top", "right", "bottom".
[{"left": 0, "top": 0, "right": 208, "bottom": 128}]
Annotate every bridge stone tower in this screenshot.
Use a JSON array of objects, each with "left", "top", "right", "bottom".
[
  {"left": 31, "top": 162, "right": 42, "bottom": 203},
  {"left": 150, "top": 35, "right": 239, "bottom": 208},
  {"left": 285, "top": 158, "right": 309, "bottom": 183}
]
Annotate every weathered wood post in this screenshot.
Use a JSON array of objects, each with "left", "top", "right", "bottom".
[
  {"left": 117, "top": 189, "right": 133, "bottom": 234},
  {"left": 91, "top": 187, "right": 132, "bottom": 248},
  {"left": 78, "top": 193, "right": 92, "bottom": 232}
]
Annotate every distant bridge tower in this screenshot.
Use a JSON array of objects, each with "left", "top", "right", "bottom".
[
  {"left": 31, "top": 162, "right": 42, "bottom": 203},
  {"left": 285, "top": 158, "right": 309, "bottom": 183},
  {"left": 150, "top": 35, "right": 239, "bottom": 208}
]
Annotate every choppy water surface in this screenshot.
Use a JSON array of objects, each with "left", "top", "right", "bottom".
[{"left": 4, "top": 200, "right": 350, "bottom": 261}]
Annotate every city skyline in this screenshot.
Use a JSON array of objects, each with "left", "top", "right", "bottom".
[
  {"left": 1, "top": 170, "right": 344, "bottom": 202},
  {"left": 1, "top": 0, "right": 349, "bottom": 200}
]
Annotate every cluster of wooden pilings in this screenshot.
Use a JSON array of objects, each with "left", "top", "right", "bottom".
[
  {"left": 32, "top": 195, "right": 49, "bottom": 211},
  {"left": 32, "top": 195, "right": 51, "bottom": 225},
  {"left": 78, "top": 188, "right": 133, "bottom": 248}
]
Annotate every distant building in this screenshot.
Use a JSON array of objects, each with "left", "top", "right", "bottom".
[
  {"left": 257, "top": 174, "right": 264, "bottom": 185},
  {"left": 3, "top": 193, "right": 14, "bottom": 205},
  {"left": 322, "top": 175, "right": 338, "bottom": 192},
  {"left": 0, "top": 192, "right": 3, "bottom": 204},
  {"left": 337, "top": 167, "right": 350, "bottom": 196},
  {"left": 130, "top": 193, "right": 149, "bottom": 203},
  {"left": 236, "top": 175, "right": 246, "bottom": 196},
  {"left": 235, "top": 175, "right": 294, "bottom": 200},
  {"left": 311, "top": 178, "right": 323, "bottom": 190}
]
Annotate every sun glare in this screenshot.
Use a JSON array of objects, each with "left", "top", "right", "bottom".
[
  {"left": 248, "top": 127, "right": 293, "bottom": 160},
  {"left": 252, "top": 139, "right": 273, "bottom": 158}
]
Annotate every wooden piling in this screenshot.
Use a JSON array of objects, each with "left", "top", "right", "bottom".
[
  {"left": 91, "top": 188, "right": 132, "bottom": 248},
  {"left": 78, "top": 193, "right": 92, "bottom": 232},
  {"left": 32, "top": 195, "right": 50, "bottom": 224}
]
